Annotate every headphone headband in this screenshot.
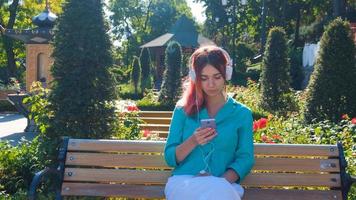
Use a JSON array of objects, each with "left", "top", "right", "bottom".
[{"left": 188, "top": 46, "right": 233, "bottom": 82}]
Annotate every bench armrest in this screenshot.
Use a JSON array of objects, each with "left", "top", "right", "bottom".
[{"left": 28, "top": 167, "right": 61, "bottom": 200}]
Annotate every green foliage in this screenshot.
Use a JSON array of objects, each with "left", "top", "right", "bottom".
[
  {"left": 140, "top": 47, "right": 152, "bottom": 93},
  {"left": 304, "top": 18, "right": 356, "bottom": 123},
  {"left": 0, "top": 138, "right": 47, "bottom": 196},
  {"left": 260, "top": 27, "right": 296, "bottom": 115},
  {"left": 131, "top": 56, "right": 141, "bottom": 95},
  {"left": 158, "top": 41, "right": 182, "bottom": 106},
  {"left": 232, "top": 42, "right": 256, "bottom": 86},
  {"left": 118, "top": 83, "right": 143, "bottom": 100},
  {"left": 288, "top": 46, "right": 304, "bottom": 90},
  {"left": 114, "top": 111, "right": 142, "bottom": 140},
  {"left": 245, "top": 62, "right": 262, "bottom": 82},
  {"left": 229, "top": 80, "right": 269, "bottom": 120},
  {"left": 252, "top": 114, "right": 355, "bottom": 200},
  {"left": 49, "top": 0, "right": 119, "bottom": 140},
  {"left": 111, "top": 65, "right": 131, "bottom": 84},
  {"left": 136, "top": 89, "right": 174, "bottom": 111}
]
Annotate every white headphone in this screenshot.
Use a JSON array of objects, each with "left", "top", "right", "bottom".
[{"left": 188, "top": 46, "right": 233, "bottom": 82}]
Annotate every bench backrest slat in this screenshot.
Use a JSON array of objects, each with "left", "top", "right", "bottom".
[
  {"left": 67, "top": 139, "right": 339, "bottom": 157},
  {"left": 65, "top": 152, "right": 340, "bottom": 172}
]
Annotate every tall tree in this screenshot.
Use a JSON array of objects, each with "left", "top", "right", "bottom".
[
  {"left": 49, "top": 0, "right": 118, "bottom": 139},
  {"left": 259, "top": 27, "right": 291, "bottom": 113},
  {"left": 304, "top": 18, "right": 356, "bottom": 123}
]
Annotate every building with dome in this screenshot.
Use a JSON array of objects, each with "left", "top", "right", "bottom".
[{"left": 1, "top": 1, "right": 57, "bottom": 91}]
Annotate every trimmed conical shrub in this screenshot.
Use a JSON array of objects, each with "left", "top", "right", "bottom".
[
  {"left": 304, "top": 18, "right": 356, "bottom": 123},
  {"left": 131, "top": 56, "right": 141, "bottom": 95},
  {"left": 49, "top": 0, "right": 119, "bottom": 139},
  {"left": 158, "top": 41, "right": 182, "bottom": 106},
  {"left": 259, "top": 27, "right": 292, "bottom": 113},
  {"left": 140, "top": 47, "right": 152, "bottom": 93}
]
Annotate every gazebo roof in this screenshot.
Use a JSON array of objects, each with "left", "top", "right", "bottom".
[{"left": 140, "top": 15, "right": 214, "bottom": 48}]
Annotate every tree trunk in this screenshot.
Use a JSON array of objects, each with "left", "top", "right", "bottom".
[{"left": 2, "top": 0, "right": 20, "bottom": 80}]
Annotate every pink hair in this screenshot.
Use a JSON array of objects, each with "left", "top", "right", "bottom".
[{"left": 179, "top": 45, "right": 228, "bottom": 116}]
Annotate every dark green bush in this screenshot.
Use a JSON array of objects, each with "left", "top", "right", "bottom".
[
  {"left": 260, "top": 27, "right": 296, "bottom": 115},
  {"left": 49, "top": 0, "right": 119, "bottom": 141},
  {"left": 304, "top": 18, "right": 356, "bottom": 123},
  {"left": 140, "top": 47, "right": 153, "bottom": 93},
  {"left": 131, "top": 56, "right": 141, "bottom": 95}
]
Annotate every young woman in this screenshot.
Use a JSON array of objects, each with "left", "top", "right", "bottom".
[{"left": 164, "top": 45, "right": 255, "bottom": 200}]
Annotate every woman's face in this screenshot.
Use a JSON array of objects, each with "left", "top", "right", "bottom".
[{"left": 200, "top": 64, "right": 225, "bottom": 97}]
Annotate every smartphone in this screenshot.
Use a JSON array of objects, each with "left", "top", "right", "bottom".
[{"left": 200, "top": 118, "right": 216, "bottom": 129}]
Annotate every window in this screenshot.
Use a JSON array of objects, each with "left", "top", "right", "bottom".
[{"left": 37, "top": 53, "right": 46, "bottom": 82}]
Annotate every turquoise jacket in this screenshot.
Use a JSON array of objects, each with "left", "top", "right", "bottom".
[{"left": 164, "top": 96, "right": 255, "bottom": 183}]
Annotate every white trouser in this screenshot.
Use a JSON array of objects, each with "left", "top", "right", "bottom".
[{"left": 164, "top": 175, "right": 244, "bottom": 200}]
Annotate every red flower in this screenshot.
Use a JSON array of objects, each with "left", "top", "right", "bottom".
[
  {"left": 127, "top": 105, "right": 139, "bottom": 112},
  {"left": 253, "top": 122, "right": 258, "bottom": 132},
  {"left": 143, "top": 129, "right": 151, "bottom": 137},
  {"left": 351, "top": 118, "right": 356, "bottom": 125},
  {"left": 342, "top": 114, "right": 349, "bottom": 120},
  {"left": 253, "top": 118, "right": 268, "bottom": 132},
  {"left": 259, "top": 118, "right": 268, "bottom": 128}
]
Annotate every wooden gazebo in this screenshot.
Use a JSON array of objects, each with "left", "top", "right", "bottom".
[{"left": 140, "top": 15, "right": 215, "bottom": 88}]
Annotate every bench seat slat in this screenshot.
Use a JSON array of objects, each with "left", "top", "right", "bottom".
[
  {"left": 67, "top": 139, "right": 339, "bottom": 157},
  {"left": 63, "top": 168, "right": 341, "bottom": 187},
  {"left": 61, "top": 183, "right": 342, "bottom": 200},
  {"left": 65, "top": 153, "right": 340, "bottom": 172},
  {"left": 138, "top": 111, "right": 173, "bottom": 118}
]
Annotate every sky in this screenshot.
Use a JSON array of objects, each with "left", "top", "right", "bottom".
[{"left": 186, "top": 0, "right": 207, "bottom": 24}]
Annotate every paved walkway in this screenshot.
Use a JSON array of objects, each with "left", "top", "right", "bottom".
[{"left": 0, "top": 113, "right": 38, "bottom": 145}]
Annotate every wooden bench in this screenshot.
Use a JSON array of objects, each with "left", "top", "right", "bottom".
[
  {"left": 137, "top": 111, "right": 172, "bottom": 138},
  {"left": 29, "top": 138, "right": 355, "bottom": 200}
]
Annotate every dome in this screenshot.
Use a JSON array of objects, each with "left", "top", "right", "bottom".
[{"left": 32, "top": 7, "right": 57, "bottom": 28}]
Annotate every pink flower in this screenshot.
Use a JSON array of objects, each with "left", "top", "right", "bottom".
[
  {"left": 261, "top": 135, "right": 268, "bottom": 142},
  {"left": 143, "top": 129, "right": 151, "bottom": 137},
  {"left": 351, "top": 118, "right": 356, "bottom": 125},
  {"left": 342, "top": 114, "right": 349, "bottom": 120}
]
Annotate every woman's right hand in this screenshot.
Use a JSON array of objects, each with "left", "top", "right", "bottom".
[{"left": 190, "top": 127, "right": 217, "bottom": 146}]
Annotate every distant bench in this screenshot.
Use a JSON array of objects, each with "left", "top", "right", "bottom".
[
  {"left": 29, "top": 138, "right": 355, "bottom": 200},
  {"left": 137, "top": 111, "right": 172, "bottom": 138}
]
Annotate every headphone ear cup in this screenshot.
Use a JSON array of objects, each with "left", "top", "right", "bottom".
[
  {"left": 225, "top": 65, "right": 233, "bottom": 81},
  {"left": 189, "top": 69, "right": 196, "bottom": 82}
]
